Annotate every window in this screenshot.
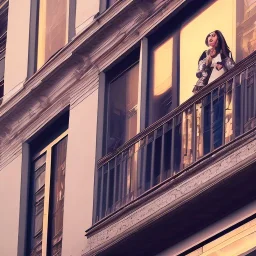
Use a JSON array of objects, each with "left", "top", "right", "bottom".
[
  {"left": 28, "top": 131, "right": 68, "bottom": 256},
  {"left": 36, "top": 0, "right": 68, "bottom": 70},
  {"left": 147, "top": 34, "right": 178, "bottom": 126},
  {"left": 105, "top": 49, "right": 140, "bottom": 154},
  {"left": 186, "top": 218, "right": 256, "bottom": 256},
  {"left": 106, "top": 0, "right": 117, "bottom": 8},
  {"left": 180, "top": 0, "right": 256, "bottom": 104},
  {"left": 0, "top": 0, "right": 8, "bottom": 98}
]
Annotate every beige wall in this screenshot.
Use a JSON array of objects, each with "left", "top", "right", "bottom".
[
  {"left": 0, "top": 155, "right": 22, "bottom": 256},
  {"left": 62, "top": 90, "right": 98, "bottom": 256},
  {"left": 75, "top": 0, "right": 99, "bottom": 34},
  {"left": 4, "top": 0, "right": 31, "bottom": 98}
]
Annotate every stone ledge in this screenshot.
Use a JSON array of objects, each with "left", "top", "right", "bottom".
[{"left": 83, "top": 134, "right": 256, "bottom": 255}]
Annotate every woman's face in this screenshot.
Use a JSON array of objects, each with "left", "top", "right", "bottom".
[{"left": 207, "top": 32, "right": 218, "bottom": 48}]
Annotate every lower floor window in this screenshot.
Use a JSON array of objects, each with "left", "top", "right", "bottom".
[{"left": 28, "top": 131, "right": 68, "bottom": 256}]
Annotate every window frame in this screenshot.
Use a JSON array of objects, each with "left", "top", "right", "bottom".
[
  {"left": 27, "top": 0, "right": 76, "bottom": 78},
  {"left": 29, "top": 130, "right": 68, "bottom": 256}
]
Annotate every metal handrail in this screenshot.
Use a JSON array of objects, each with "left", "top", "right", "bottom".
[{"left": 95, "top": 51, "right": 256, "bottom": 222}]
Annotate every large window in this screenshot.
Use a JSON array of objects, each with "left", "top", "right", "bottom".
[
  {"left": 105, "top": 50, "right": 140, "bottom": 154},
  {"left": 148, "top": 36, "right": 174, "bottom": 125},
  {"left": 28, "top": 131, "right": 68, "bottom": 256},
  {"left": 180, "top": 0, "right": 256, "bottom": 104},
  {"left": 37, "top": 0, "right": 68, "bottom": 70}
]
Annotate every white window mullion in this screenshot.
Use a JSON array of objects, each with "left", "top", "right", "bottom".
[{"left": 41, "top": 148, "right": 52, "bottom": 256}]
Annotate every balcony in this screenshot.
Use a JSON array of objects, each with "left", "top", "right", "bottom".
[
  {"left": 94, "top": 51, "right": 255, "bottom": 221},
  {"left": 84, "top": 51, "right": 256, "bottom": 255}
]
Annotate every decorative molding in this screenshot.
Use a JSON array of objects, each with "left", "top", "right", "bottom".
[
  {"left": 0, "top": 0, "right": 187, "bottom": 170},
  {"left": 83, "top": 134, "right": 256, "bottom": 255}
]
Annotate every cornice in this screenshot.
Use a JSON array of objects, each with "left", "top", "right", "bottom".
[
  {"left": 0, "top": 0, "right": 188, "bottom": 170},
  {"left": 0, "top": 0, "right": 187, "bottom": 119}
]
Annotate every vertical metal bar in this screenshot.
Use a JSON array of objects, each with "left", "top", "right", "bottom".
[
  {"left": 105, "top": 163, "right": 110, "bottom": 216},
  {"left": 141, "top": 137, "right": 147, "bottom": 193},
  {"left": 241, "top": 72, "right": 245, "bottom": 134},
  {"left": 160, "top": 127, "right": 165, "bottom": 182},
  {"left": 150, "top": 131, "right": 156, "bottom": 188},
  {"left": 210, "top": 90, "right": 214, "bottom": 152},
  {"left": 122, "top": 152, "right": 127, "bottom": 205},
  {"left": 112, "top": 157, "right": 117, "bottom": 211},
  {"left": 201, "top": 98, "right": 205, "bottom": 156},
  {"left": 99, "top": 167, "right": 104, "bottom": 220},
  {"left": 192, "top": 103, "right": 197, "bottom": 163},
  {"left": 231, "top": 77, "right": 236, "bottom": 141},
  {"left": 170, "top": 119, "right": 175, "bottom": 176},
  {"left": 244, "top": 69, "right": 248, "bottom": 124},
  {"left": 253, "top": 65, "right": 256, "bottom": 118},
  {"left": 117, "top": 156, "right": 122, "bottom": 207},
  {"left": 222, "top": 84, "right": 226, "bottom": 145}
]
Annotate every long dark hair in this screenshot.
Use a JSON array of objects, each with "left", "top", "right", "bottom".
[{"left": 205, "top": 30, "right": 231, "bottom": 57}]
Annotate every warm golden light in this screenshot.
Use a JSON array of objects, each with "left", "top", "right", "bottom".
[
  {"left": 37, "top": 0, "right": 67, "bottom": 70},
  {"left": 180, "top": 0, "right": 236, "bottom": 104},
  {"left": 153, "top": 37, "right": 173, "bottom": 96}
]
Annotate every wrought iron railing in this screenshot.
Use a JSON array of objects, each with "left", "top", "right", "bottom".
[{"left": 94, "top": 52, "right": 256, "bottom": 223}]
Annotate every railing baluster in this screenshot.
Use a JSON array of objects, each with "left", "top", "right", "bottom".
[
  {"left": 170, "top": 119, "right": 175, "bottom": 177},
  {"left": 192, "top": 103, "right": 196, "bottom": 163},
  {"left": 105, "top": 163, "right": 110, "bottom": 216},
  {"left": 160, "top": 126, "right": 165, "bottom": 182},
  {"left": 112, "top": 157, "right": 117, "bottom": 212},
  {"left": 241, "top": 72, "right": 245, "bottom": 134},
  {"left": 150, "top": 131, "right": 156, "bottom": 189},
  {"left": 99, "top": 167, "right": 104, "bottom": 220},
  {"left": 142, "top": 137, "right": 147, "bottom": 193}
]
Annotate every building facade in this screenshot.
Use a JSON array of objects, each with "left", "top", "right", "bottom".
[{"left": 0, "top": 0, "right": 256, "bottom": 255}]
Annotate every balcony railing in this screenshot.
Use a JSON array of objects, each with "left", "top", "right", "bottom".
[{"left": 94, "top": 51, "right": 256, "bottom": 223}]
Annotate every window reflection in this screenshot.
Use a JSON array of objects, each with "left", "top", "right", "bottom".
[
  {"left": 107, "top": 63, "right": 139, "bottom": 153},
  {"left": 186, "top": 218, "right": 256, "bottom": 256},
  {"left": 236, "top": 0, "right": 256, "bottom": 62},
  {"left": 148, "top": 37, "right": 173, "bottom": 125},
  {"left": 180, "top": 0, "right": 235, "bottom": 104},
  {"left": 37, "top": 0, "right": 67, "bottom": 70}
]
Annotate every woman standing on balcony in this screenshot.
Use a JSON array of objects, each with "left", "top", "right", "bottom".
[{"left": 193, "top": 30, "right": 235, "bottom": 93}]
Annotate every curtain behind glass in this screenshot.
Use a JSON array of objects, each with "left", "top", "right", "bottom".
[{"left": 48, "top": 136, "right": 68, "bottom": 256}]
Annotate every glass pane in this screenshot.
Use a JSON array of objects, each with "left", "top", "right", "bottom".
[
  {"left": 148, "top": 36, "right": 173, "bottom": 125},
  {"left": 196, "top": 101, "right": 203, "bottom": 159},
  {"left": 225, "top": 80, "right": 234, "bottom": 143},
  {"left": 37, "top": 0, "right": 67, "bottom": 69},
  {"left": 35, "top": 165, "right": 46, "bottom": 192},
  {"left": 107, "top": 63, "right": 139, "bottom": 152},
  {"left": 182, "top": 107, "right": 193, "bottom": 168},
  {"left": 174, "top": 115, "right": 182, "bottom": 173},
  {"left": 180, "top": 0, "right": 235, "bottom": 103},
  {"left": 213, "top": 87, "right": 224, "bottom": 149},
  {"left": 49, "top": 136, "right": 68, "bottom": 255},
  {"left": 107, "top": 0, "right": 117, "bottom": 8},
  {"left": 34, "top": 210, "right": 43, "bottom": 235},
  {"left": 34, "top": 154, "right": 46, "bottom": 171},
  {"left": 236, "top": 0, "right": 256, "bottom": 62},
  {"left": 163, "top": 122, "right": 172, "bottom": 180}
]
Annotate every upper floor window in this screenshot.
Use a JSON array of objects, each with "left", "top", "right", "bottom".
[
  {"left": 37, "top": 0, "right": 68, "bottom": 70},
  {"left": 106, "top": 0, "right": 117, "bottom": 9},
  {"left": 180, "top": 0, "right": 256, "bottom": 103},
  {"left": 105, "top": 49, "right": 140, "bottom": 154},
  {"left": 100, "top": 0, "right": 118, "bottom": 13},
  {"left": 0, "top": 0, "right": 8, "bottom": 98}
]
